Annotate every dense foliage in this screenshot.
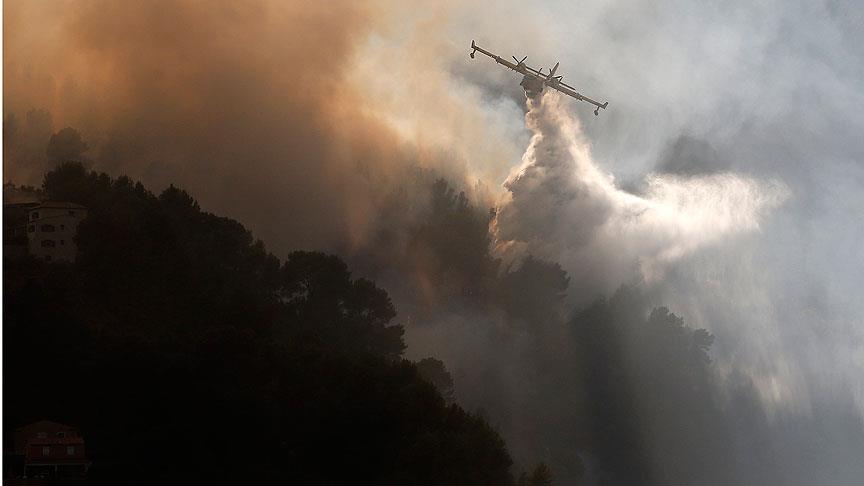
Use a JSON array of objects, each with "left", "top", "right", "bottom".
[
  {"left": 359, "top": 173, "right": 786, "bottom": 485},
  {"left": 11, "top": 162, "right": 853, "bottom": 485},
  {"left": 5, "top": 162, "right": 513, "bottom": 484}
]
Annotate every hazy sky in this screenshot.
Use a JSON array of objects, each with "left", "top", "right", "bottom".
[
  {"left": 362, "top": 0, "right": 864, "bottom": 421},
  {"left": 5, "top": 0, "right": 864, "bottom": 432}
]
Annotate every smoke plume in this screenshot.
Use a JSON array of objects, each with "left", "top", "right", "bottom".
[
  {"left": 494, "top": 94, "right": 788, "bottom": 299},
  {"left": 5, "top": 0, "right": 864, "bottom": 482},
  {"left": 3, "top": 0, "right": 494, "bottom": 256}
]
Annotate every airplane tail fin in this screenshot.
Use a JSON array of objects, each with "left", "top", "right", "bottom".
[{"left": 470, "top": 40, "right": 476, "bottom": 58}]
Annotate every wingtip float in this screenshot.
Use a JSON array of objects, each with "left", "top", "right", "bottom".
[{"left": 470, "top": 40, "right": 609, "bottom": 116}]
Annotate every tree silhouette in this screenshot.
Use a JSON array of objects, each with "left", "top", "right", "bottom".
[
  {"left": 407, "top": 178, "right": 499, "bottom": 308},
  {"left": 567, "top": 287, "right": 734, "bottom": 485},
  {"left": 416, "top": 357, "right": 456, "bottom": 403},
  {"left": 517, "top": 462, "right": 554, "bottom": 486},
  {"left": 498, "top": 255, "right": 569, "bottom": 331},
  {"left": 46, "top": 127, "right": 88, "bottom": 162},
  {"left": 5, "top": 162, "right": 514, "bottom": 484}
]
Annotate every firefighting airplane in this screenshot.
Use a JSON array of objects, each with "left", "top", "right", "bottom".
[{"left": 469, "top": 40, "right": 609, "bottom": 115}]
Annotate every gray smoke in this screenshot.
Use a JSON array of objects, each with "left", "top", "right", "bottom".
[
  {"left": 450, "top": 0, "right": 864, "bottom": 465},
  {"left": 493, "top": 93, "right": 787, "bottom": 302},
  {"left": 5, "top": 0, "right": 864, "bottom": 482}
]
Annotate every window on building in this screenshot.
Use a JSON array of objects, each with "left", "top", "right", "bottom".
[
  {"left": 28, "top": 225, "right": 35, "bottom": 233},
  {"left": 41, "top": 224, "right": 55, "bottom": 232},
  {"left": 36, "top": 432, "right": 47, "bottom": 439},
  {"left": 41, "top": 240, "right": 56, "bottom": 248},
  {"left": 66, "top": 446, "right": 75, "bottom": 455},
  {"left": 60, "top": 224, "right": 66, "bottom": 230},
  {"left": 42, "top": 446, "right": 50, "bottom": 456},
  {"left": 31, "top": 212, "right": 39, "bottom": 220},
  {"left": 57, "top": 432, "right": 66, "bottom": 438}
]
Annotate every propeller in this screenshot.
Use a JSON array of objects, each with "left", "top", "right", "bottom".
[{"left": 512, "top": 55, "right": 528, "bottom": 65}]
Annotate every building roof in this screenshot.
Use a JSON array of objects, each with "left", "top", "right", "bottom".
[
  {"left": 15, "top": 420, "right": 78, "bottom": 433},
  {"left": 4, "top": 201, "right": 41, "bottom": 209},
  {"left": 30, "top": 202, "right": 87, "bottom": 210},
  {"left": 26, "top": 437, "right": 85, "bottom": 446}
]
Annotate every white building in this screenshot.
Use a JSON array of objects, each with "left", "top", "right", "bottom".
[{"left": 26, "top": 202, "right": 88, "bottom": 262}]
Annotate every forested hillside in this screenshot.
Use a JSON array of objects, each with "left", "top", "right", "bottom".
[{"left": 4, "top": 162, "right": 513, "bottom": 484}]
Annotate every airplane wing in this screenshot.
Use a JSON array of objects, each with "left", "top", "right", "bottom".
[
  {"left": 469, "top": 41, "right": 519, "bottom": 71},
  {"left": 469, "top": 40, "right": 545, "bottom": 77},
  {"left": 525, "top": 65, "right": 545, "bottom": 76},
  {"left": 549, "top": 83, "right": 609, "bottom": 115},
  {"left": 559, "top": 80, "right": 579, "bottom": 91}
]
